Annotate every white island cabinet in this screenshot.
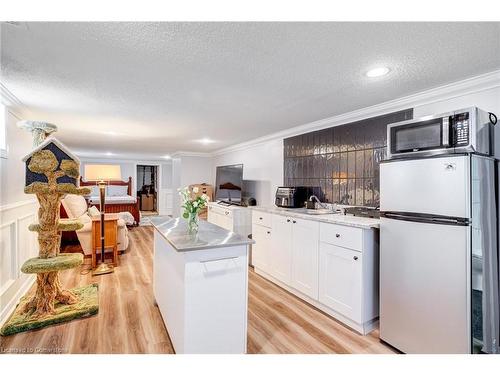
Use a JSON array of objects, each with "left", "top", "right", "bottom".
[
  {"left": 151, "top": 216, "right": 254, "bottom": 354},
  {"left": 251, "top": 208, "right": 379, "bottom": 335}
]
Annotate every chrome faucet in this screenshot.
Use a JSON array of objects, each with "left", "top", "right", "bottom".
[
  {"left": 339, "top": 193, "right": 350, "bottom": 205},
  {"left": 308, "top": 195, "right": 329, "bottom": 209}
]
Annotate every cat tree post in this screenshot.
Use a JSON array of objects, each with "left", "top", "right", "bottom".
[{"left": 0, "top": 122, "right": 99, "bottom": 336}]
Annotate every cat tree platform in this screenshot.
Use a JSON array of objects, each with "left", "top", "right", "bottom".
[
  {"left": 21, "top": 253, "right": 84, "bottom": 274},
  {"left": 0, "top": 283, "right": 99, "bottom": 336}
]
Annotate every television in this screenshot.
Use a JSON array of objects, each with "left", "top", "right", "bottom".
[{"left": 215, "top": 164, "right": 243, "bottom": 204}]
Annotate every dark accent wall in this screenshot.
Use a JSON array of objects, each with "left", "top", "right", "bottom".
[{"left": 283, "top": 109, "right": 413, "bottom": 207}]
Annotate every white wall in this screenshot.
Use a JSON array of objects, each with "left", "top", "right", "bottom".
[
  {"left": 179, "top": 155, "right": 214, "bottom": 187},
  {"left": 79, "top": 157, "right": 175, "bottom": 215},
  {"left": 171, "top": 155, "right": 213, "bottom": 217},
  {"left": 79, "top": 159, "right": 137, "bottom": 194},
  {"left": 212, "top": 139, "right": 283, "bottom": 206},
  {"left": 0, "top": 110, "right": 34, "bottom": 206},
  {"left": 161, "top": 162, "right": 173, "bottom": 188},
  {"left": 413, "top": 86, "right": 500, "bottom": 159},
  {"left": 212, "top": 74, "right": 500, "bottom": 207},
  {"left": 0, "top": 107, "right": 39, "bottom": 325}
]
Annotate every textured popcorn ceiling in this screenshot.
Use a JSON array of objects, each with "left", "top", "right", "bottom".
[{"left": 2, "top": 22, "right": 499, "bottom": 158}]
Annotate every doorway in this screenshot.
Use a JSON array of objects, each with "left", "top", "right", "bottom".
[{"left": 137, "top": 164, "right": 158, "bottom": 215}]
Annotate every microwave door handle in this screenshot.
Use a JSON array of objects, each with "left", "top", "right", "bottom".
[{"left": 442, "top": 118, "right": 450, "bottom": 147}]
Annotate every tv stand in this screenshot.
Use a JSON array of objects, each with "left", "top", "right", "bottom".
[
  {"left": 217, "top": 200, "right": 242, "bottom": 207},
  {"left": 207, "top": 202, "right": 251, "bottom": 238}
]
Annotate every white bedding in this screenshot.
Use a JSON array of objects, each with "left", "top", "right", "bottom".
[{"left": 88, "top": 195, "right": 137, "bottom": 205}]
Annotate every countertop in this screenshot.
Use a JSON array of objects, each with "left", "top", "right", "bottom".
[
  {"left": 150, "top": 216, "right": 255, "bottom": 252},
  {"left": 251, "top": 206, "right": 380, "bottom": 229}
]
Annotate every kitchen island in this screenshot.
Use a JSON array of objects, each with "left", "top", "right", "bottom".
[{"left": 151, "top": 216, "right": 254, "bottom": 354}]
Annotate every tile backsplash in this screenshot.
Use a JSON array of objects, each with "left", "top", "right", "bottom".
[{"left": 283, "top": 109, "right": 413, "bottom": 207}]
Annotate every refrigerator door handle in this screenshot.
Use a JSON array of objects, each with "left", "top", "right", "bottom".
[{"left": 380, "top": 211, "right": 470, "bottom": 226}]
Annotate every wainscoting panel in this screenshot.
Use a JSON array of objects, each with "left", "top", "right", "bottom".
[
  {"left": 283, "top": 109, "right": 413, "bottom": 206},
  {"left": 0, "top": 200, "right": 38, "bottom": 325},
  {"left": 0, "top": 221, "right": 17, "bottom": 294}
]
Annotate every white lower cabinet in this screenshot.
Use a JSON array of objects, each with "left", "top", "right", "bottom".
[
  {"left": 319, "top": 243, "right": 362, "bottom": 323},
  {"left": 252, "top": 210, "right": 379, "bottom": 335},
  {"left": 208, "top": 209, "right": 232, "bottom": 231},
  {"left": 270, "top": 214, "right": 293, "bottom": 284},
  {"left": 290, "top": 218, "right": 319, "bottom": 299},
  {"left": 252, "top": 223, "right": 272, "bottom": 273}
]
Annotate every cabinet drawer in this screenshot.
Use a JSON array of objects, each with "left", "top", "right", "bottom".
[
  {"left": 320, "top": 223, "right": 363, "bottom": 251},
  {"left": 252, "top": 211, "right": 271, "bottom": 228},
  {"left": 209, "top": 205, "right": 233, "bottom": 218}
]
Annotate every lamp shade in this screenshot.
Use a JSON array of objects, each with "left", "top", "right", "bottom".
[{"left": 84, "top": 164, "right": 122, "bottom": 181}]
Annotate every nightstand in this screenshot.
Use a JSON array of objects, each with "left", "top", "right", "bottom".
[{"left": 91, "top": 213, "right": 119, "bottom": 268}]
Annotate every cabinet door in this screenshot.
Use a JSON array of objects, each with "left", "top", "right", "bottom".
[
  {"left": 291, "top": 218, "right": 319, "bottom": 299},
  {"left": 319, "top": 243, "right": 362, "bottom": 323},
  {"left": 207, "top": 208, "right": 218, "bottom": 226},
  {"left": 252, "top": 224, "right": 271, "bottom": 272},
  {"left": 270, "top": 215, "right": 292, "bottom": 284},
  {"left": 219, "top": 214, "right": 233, "bottom": 231}
]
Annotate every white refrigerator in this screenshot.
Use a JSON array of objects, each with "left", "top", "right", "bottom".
[{"left": 379, "top": 154, "right": 499, "bottom": 354}]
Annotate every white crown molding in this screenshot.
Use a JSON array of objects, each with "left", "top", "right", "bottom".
[
  {"left": 212, "top": 69, "right": 500, "bottom": 156},
  {"left": 77, "top": 155, "right": 169, "bottom": 164},
  {"left": 0, "top": 82, "right": 31, "bottom": 119},
  {"left": 75, "top": 151, "right": 212, "bottom": 161},
  {"left": 171, "top": 151, "right": 213, "bottom": 158}
]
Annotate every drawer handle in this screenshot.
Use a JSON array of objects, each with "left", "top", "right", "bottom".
[
  {"left": 286, "top": 219, "right": 291, "bottom": 222},
  {"left": 259, "top": 217, "right": 263, "bottom": 220},
  {"left": 353, "top": 256, "right": 358, "bottom": 261},
  {"left": 267, "top": 231, "right": 271, "bottom": 234},
  {"left": 335, "top": 233, "right": 341, "bottom": 238},
  {"left": 292, "top": 220, "right": 296, "bottom": 224},
  {"left": 200, "top": 256, "right": 238, "bottom": 264},
  {"left": 225, "top": 211, "right": 229, "bottom": 215}
]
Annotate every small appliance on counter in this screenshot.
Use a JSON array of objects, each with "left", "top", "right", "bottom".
[{"left": 275, "top": 186, "right": 320, "bottom": 208}]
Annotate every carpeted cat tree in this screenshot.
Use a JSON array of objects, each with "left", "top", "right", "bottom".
[{"left": 0, "top": 122, "right": 99, "bottom": 336}]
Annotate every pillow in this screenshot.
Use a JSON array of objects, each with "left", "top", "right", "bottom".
[
  {"left": 63, "top": 194, "right": 88, "bottom": 218},
  {"left": 88, "top": 206, "right": 100, "bottom": 218},
  {"left": 107, "top": 185, "right": 128, "bottom": 196},
  {"left": 89, "top": 185, "right": 100, "bottom": 196}
]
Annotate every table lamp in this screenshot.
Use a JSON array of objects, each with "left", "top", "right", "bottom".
[{"left": 84, "top": 164, "right": 122, "bottom": 275}]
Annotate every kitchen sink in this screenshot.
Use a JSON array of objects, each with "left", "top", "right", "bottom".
[{"left": 284, "top": 208, "right": 338, "bottom": 215}]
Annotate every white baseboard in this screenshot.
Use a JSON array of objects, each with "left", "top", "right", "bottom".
[{"left": 0, "top": 275, "right": 35, "bottom": 326}]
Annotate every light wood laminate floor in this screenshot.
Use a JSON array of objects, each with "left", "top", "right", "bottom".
[{"left": 0, "top": 226, "right": 395, "bottom": 354}]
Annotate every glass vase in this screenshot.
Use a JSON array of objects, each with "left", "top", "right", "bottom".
[{"left": 187, "top": 211, "right": 199, "bottom": 234}]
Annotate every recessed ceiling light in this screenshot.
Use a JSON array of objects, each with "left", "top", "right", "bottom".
[
  {"left": 162, "top": 155, "right": 171, "bottom": 159},
  {"left": 366, "top": 67, "right": 390, "bottom": 78},
  {"left": 196, "top": 138, "right": 215, "bottom": 145},
  {"left": 105, "top": 152, "right": 114, "bottom": 156}
]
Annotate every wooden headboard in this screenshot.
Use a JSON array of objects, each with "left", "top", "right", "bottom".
[{"left": 79, "top": 176, "right": 133, "bottom": 195}]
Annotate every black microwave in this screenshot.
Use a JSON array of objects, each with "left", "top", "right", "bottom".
[{"left": 387, "top": 107, "right": 494, "bottom": 159}]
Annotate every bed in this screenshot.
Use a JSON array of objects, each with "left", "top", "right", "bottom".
[{"left": 79, "top": 176, "right": 140, "bottom": 226}]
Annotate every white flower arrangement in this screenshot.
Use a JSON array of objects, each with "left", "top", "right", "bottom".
[{"left": 178, "top": 186, "right": 210, "bottom": 219}]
